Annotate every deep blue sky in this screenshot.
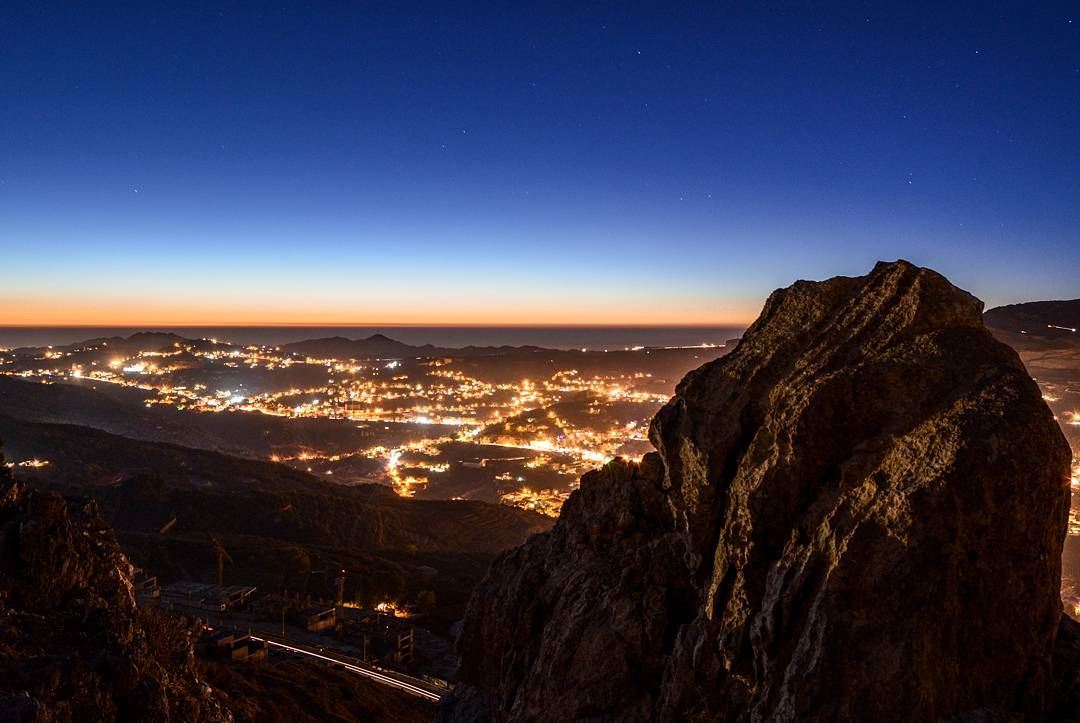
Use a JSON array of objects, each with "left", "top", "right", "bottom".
[{"left": 1, "top": 2, "right": 1077, "bottom": 324}]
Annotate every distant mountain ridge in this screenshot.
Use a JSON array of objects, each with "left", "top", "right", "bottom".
[
  {"left": 280, "top": 333, "right": 550, "bottom": 359},
  {"left": 11, "top": 330, "right": 552, "bottom": 359},
  {"left": 10, "top": 331, "right": 221, "bottom": 356},
  {"left": 984, "top": 299, "right": 1080, "bottom": 336}
]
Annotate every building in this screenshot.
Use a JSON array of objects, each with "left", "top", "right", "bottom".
[
  {"left": 132, "top": 569, "right": 160, "bottom": 601},
  {"left": 200, "top": 630, "right": 268, "bottom": 663},
  {"left": 160, "top": 582, "right": 257, "bottom": 612},
  {"left": 303, "top": 606, "right": 337, "bottom": 632}
]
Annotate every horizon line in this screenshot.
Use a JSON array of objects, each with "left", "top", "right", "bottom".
[{"left": 0, "top": 321, "right": 752, "bottom": 329}]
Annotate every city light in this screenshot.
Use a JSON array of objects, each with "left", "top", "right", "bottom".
[{"left": 1, "top": 335, "right": 701, "bottom": 515}]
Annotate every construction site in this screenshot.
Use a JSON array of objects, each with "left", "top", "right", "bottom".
[{"left": 134, "top": 538, "right": 451, "bottom": 702}]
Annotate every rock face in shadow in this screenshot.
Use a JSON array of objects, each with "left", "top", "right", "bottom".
[
  {"left": 0, "top": 459, "right": 230, "bottom": 721},
  {"left": 437, "top": 261, "right": 1073, "bottom": 722}
]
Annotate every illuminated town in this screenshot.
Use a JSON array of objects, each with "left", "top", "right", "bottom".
[{"left": 0, "top": 334, "right": 725, "bottom": 514}]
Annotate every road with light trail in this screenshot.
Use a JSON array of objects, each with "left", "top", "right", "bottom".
[{"left": 248, "top": 633, "right": 444, "bottom": 701}]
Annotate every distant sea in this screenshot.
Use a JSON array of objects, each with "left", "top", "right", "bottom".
[{"left": 0, "top": 326, "right": 745, "bottom": 351}]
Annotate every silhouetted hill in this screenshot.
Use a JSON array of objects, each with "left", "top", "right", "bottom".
[
  {"left": 9, "top": 329, "right": 555, "bottom": 360},
  {"left": 985, "top": 299, "right": 1080, "bottom": 337},
  {"left": 10, "top": 331, "right": 202, "bottom": 356},
  {"left": 281, "top": 334, "right": 548, "bottom": 359}
]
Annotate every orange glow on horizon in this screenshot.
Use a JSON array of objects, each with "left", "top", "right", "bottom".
[{"left": 0, "top": 294, "right": 759, "bottom": 327}]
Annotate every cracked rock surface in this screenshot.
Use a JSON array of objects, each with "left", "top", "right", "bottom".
[{"left": 437, "top": 261, "right": 1072, "bottom": 723}]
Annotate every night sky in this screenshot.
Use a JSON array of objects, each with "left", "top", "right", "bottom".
[{"left": 2, "top": 2, "right": 1077, "bottom": 325}]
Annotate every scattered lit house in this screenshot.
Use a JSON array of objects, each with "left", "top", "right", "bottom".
[
  {"left": 229, "top": 636, "right": 268, "bottom": 663},
  {"left": 200, "top": 630, "right": 268, "bottom": 663},
  {"left": 132, "top": 569, "right": 160, "bottom": 601},
  {"left": 304, "top": 606, "right": 337, "bottom": 632}
]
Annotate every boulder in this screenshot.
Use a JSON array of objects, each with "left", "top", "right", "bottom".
[{"left": 438, "top": 261, "right": 1072, "bottom": 722}]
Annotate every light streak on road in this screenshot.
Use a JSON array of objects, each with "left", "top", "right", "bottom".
[{"left": 248, "top": 635, "right": 442, "bottom": 701}]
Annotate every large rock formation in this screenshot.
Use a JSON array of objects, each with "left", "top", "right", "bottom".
[
  {"left": 0, "top": 453, "right": 230, "bottom": 721},
  {"left": 438, "top": 261, "right": 1073, "bottom": 722}
]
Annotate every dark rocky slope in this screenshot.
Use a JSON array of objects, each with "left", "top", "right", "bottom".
[
  {"left": 0, "top": 449, "right": 447, "bottom": 722},
  {"left": 0, "top": 453, "right": 230, "bottom": 721},
  {"left": 438, "top": 261, "right": 1073, "bottom": 722}
]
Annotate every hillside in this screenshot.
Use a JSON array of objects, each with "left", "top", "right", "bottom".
[
  {"left": 0, "top": 462, "right": 230, "bottom": 720},
  {"left": 0, "top": 375, "right": 448, "bottom": 462},
  {"left": 984, "top": 299, "right": 1080, "bottom": 337},
  {"left": 0, "top": 415, "right": 551, "bottom": 617}
]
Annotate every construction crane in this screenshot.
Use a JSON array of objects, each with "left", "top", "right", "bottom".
[{"left": 211, "top": 537, "right": 233, "bottom": 587}]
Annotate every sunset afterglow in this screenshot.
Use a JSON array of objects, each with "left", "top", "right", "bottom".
[{"left": 0, "top": 289, "right": 760, "bottom": 326}]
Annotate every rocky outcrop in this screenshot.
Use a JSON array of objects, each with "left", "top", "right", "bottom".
[
  {"left": 0, "top": 455, "right": 229, "bottom": 721},
  {"left": 438, "top": 261, "right": 1073, "bottom": 722}
]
